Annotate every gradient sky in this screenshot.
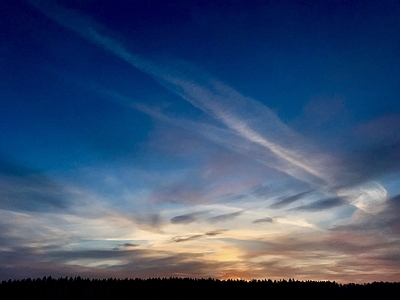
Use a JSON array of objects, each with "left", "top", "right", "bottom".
[{"left": 1, "top": 0, "right": 400, "bottom": 283}]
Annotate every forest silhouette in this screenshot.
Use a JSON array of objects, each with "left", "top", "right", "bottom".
[{"left": 1, "top": 276, "right": 400, "bottom": 299}]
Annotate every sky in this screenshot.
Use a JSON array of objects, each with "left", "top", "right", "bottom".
[{"left": 1, "top": 0, "right": 400, "bottom": 283}]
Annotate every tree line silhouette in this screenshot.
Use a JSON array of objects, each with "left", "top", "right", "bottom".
[{"left": 1, "top": 276, "right": 399, "bottom": 299}]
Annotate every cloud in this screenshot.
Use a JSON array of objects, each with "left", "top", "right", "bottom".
[
  {"left": 0, "top": 159, "right": 70, "bottom": 212},
  {"left": 172, "top": 234, "right": 203, "bottom": 243},
  {"left": 122, "top": 243, "right": 139, "bottom": 248},
  {"left": 231, "top": 224, "right": 400, "bottom": 282},
  {"left": 48, "top": 249, "right": 137, "bottom": 261},
  {"left": 204, "top": 230, "right": 225, "bottom": 236},
  {"left": 158, "top": 77, "right": 333, "bottom": 187},
  {"left": 338, "top": 181, "right": 387, "bottom": 214},
  {"left": 252, "top": 217, "right": 273, "bottom": 224},
  {"left": 341, "top": 142, "right": 400, "bottom": 187},
  {"left": 205, "top": 211, "right": 243, "bottom": 223},
  {"left": 0, "top": 243, "right": 220, "bottom": 280},
  {"left": 355, "top": 113, "right": 400, "bottom": 146},
  {"left": 330, "top": 193, "right": 400, "bottom": 236},
  {"left": 270, "top": 190, "right": 314, "bottom": 209},
  {"left": 133, "top": 213, "right": 164, "bottom": 233},
  {"left": 170, "top": 212, "right": 205, "bottom": 224},
  {"left": 140, "top": 144, "right": 266, "bottom": 205},
  {"left": 115, "top": 252, "right": 222, "bottom": 279},
  {"left": 171, "top": 230, "right": 225, "bottom": 243},
  {"left": 294, "top": 197, "right": 347, "bottom": 211},
  {"left": 27, "top": 0, "right": 339, "bottom": 190},
  {"left": 388, "top": 194, "right": 400, "bottom": 211}
]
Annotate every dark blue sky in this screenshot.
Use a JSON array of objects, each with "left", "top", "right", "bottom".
[{"left": 1, "top": 0, "right": 400, "bottom": 282}]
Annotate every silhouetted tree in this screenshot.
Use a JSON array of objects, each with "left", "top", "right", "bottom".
[{"left": 1, "top": 277, "right": 400, "bottom": 299}]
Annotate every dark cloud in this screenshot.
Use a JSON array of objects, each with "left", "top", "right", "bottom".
[
  {"left": 330, "top": 194, "right": 400, "bottom": 237},
  {"left": 170, "top": 212, "right": 205, "bottom": 224},
  {"left": 0, "top": 245, "right": 221, "bottom": 281},
  {"left": 123, "top": 243, "right": 138, "bottom": 247},
  {"left": 114, "top": 252, "right": 220, "bottom": 279},
  {"left": 48, "top": 249, "right": 137, "bottom": 261},
  {"left": 294, "top": 197, "right": 347, "bottom": 211},
  {"left": 172, "top": 230, "right": 225, "bottom": 243},
  {"left": 114, "top": 243, "right": 139, "bottom": 250},
  {"left": 172, "top": 234, "right": 203, "bottom": 243},
  {"left": 386, "top": 194, "right": 400, "bottom": 212},
  {"left": 204, "top": 230, "right": 226, "bottom": 236},
  {"left": 368, "top": 252, "right": 400, "bottom": 263},
  {"left": 379, "top": 194, "right": 400, "bottom": 236},
  {"left": 205, "top": 211, "right": 243, "bottom": 223},
  {"left": 134, "top": 213, "right": 164, "bottom": 233},
  {"left": 236, "top": 232, "right": 400, "bottom": 264},
  {"left": 0, "top": 159, "right": 70, "bottom": 212},
  {"left": 0, "top": 246, "right": 137, "bottom": 268},
  {"left": 0, "top": 260, "right": 112, "bottom": 282},
  {"left": 338, "top": 141, "right": 400, "bottom": 188},
  {"left": 270, "top": 190, "right": 314, "bottom": 209},
  {"left": 253, "top": 217, "right": 273, "bottom": 224}
]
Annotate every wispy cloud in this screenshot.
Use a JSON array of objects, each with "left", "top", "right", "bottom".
[
  {"left": 171, "top": 234, "right": 204, "bottom": 243},
  {"left": 0, "top": 159, "right": 70, "bottom": 212},
  {"left": 133, "top": 213, "right": 165, "bottom": 233},
  {"left": 252, "top": 217, "right": 273, "bottom": 224},
  {"left": 155, "top": 76, "right": 335, "bottom": 187},
  {"left": 205, "top": 211, "right": 244, "bottom": 223},
  {"left": 171, "top": 230, "right": 225, "bottom": 243},
  {"left": 293, "top": 197, "right": 347, "bottom": 212},
  {"left": 270, "top": 190, "right": 314, "bottom": 209},
  {"left": 113, "top": 243, "right": 139, "bottom": 251},
  {"left": 26, "top": 0, "right": 340, "bottom": 190},
  {"left": 170, "top": 212, "right": 206, "bottom": 224}
]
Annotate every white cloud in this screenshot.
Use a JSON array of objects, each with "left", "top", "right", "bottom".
[
  {"left": 27, "top": 0, "right": 339, "bottom": 190},
  {"left": 338, "top": 181, "right": 387, "bottom": 214}
]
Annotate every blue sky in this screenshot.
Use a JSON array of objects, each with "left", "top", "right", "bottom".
[{"left": 1, "top": 0, "right": 400, "bottom": 282}]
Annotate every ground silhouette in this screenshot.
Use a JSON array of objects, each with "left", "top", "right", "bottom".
[{"left": 1, "top": 276, "right": 400, "bottom": 299}]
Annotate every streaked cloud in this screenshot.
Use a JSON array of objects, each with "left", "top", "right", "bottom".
[
  {"left": 0, "top": 159, "right": 70, "bottom": 212},
  {"left": 252, "top": 217, "right": 273, "bottom": 224},
  {"left": 270, "top": 190, "right": 314, "bottom": 209},
  {"left": 132, "top": 213, "right": 165, "bottom": 234},
  {"left": 26, "top": 0, "right": 340, "bottom": 190},
  {"left": 205, "top": 211, "right": 244, "bottom": 224},
  {"left": 293, "top": 197, "right": 347, "bottom": 212},
  {"left": 170, "top": 212, "right": 205, "bottom": 224},
  {"left": 171, "top": 230, "right": 224, "bottom": 243},
  {"left": 121, "top": 243, "right": 139, "bottom": 248}
]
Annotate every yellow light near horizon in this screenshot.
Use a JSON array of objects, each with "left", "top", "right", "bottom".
[{"left": 213, "top": 246, "right": 241, "bottom": 262}]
